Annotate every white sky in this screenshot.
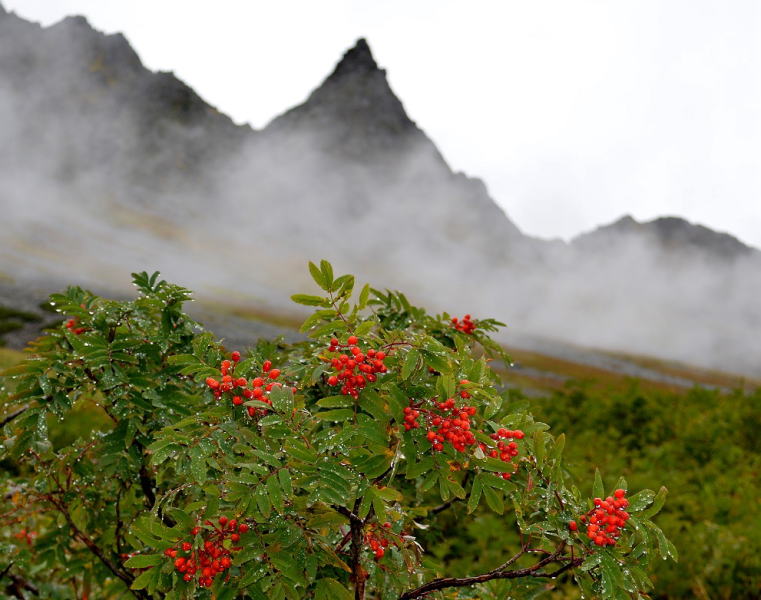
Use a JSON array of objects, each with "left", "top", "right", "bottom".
[{"left": 6, "top": 0, "right": 761, "bottom": 248}]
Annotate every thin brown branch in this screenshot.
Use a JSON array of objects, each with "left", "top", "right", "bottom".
[
  {"left": 335, "top": 502, "right": 367, "bottom": 600},
  {"left": 398, "top": 544, "right": 571, "bottom": 600},
  {"left": 44, "top": 495, "right": 149, "bottom": 600},
  {"left": 0, "top": 406, "right": 29, "bottom": 428}
]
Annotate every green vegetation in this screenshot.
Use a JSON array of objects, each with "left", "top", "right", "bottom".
[
  {"left": 525, "top": 383, "right": 761, "bottom": 598},
  {"left": 0, "top": 267, "right": 673, "bottom": 599},
  {"left": 1, "top": 267, "right": 757, "bottom": 598}
]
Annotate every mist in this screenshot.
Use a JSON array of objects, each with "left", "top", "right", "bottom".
[{"left": 1, "top": 8, "right": 759, "bottom": 377}]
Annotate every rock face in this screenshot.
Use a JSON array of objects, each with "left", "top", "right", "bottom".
[{"left": 0, "top": 5, "right": 759, "bottom": 375}]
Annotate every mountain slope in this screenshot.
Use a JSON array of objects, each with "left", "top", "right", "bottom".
[{"left": 0, "top": 5, "right": 759, "bottom": 376}]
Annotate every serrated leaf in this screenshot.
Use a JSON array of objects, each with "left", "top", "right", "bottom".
[
  {"left": 308, "top": 262, "right": 328, "bottom": 291},
  {"left": 291, "top": 294, "right": 328, "bottom": 307},
  {"left": 639, "top": 486, "right": 668, "bottom": 519},
  {"left": 267, "top": 476, "right": 285, "bottom": 514},
  {"left": 270, "top": 386, "right": 294, "bottom": 414},
  {"left": 316, "top": 409, "right": 355, "bottom": 421},
  {"left": 320, "top": 260, "right": 334, "bottom": 291},
  {"left": 124, "top": 554, "right": 163, "bottom": 568},
  {"left": 593, "top": 468, "right": 605, "bottom": 500},
  {"left": 315, "top": 578, "right": 352, "bottom": 600},
  {"left": 482, "top": 485, "right": 504, "bottom": 514},
  {"left": 400, "top": 349, "right": 419, "bottom": 380},
  {"left": 627, "top": 489, "right": 656, "bottom": 512},
  {"left": 371, "top": 492, "right": 387, "bottom": 522},
  {"left": 467, "top": 473, "right": 484, "bottom": 514},
  {"left": 278, "top": 469, "right": 293, "bottom": 497},
  {"left": 130, "top": 568, "right": 156, "bottom": 590}
]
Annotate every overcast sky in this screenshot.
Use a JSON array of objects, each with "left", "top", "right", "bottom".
[{"left": 6, "top": 0, "right": 761, "bottom": 248}]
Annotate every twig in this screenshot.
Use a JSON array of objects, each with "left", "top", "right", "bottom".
[
  {"left": 0, "top": 407, "right": 29, "bottom": 428},
  {"left": 398, "top": 544, "right": 571, "bottom": 600}
]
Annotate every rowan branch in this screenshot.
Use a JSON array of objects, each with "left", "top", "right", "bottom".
[
  {"left": 0, "top": 406, "right": 29, "bottom": 428},
  {"left": 398, "top": 544, "right": 574, "bottom": 600}
]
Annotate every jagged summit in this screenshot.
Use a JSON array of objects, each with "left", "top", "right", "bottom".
[
  {"left": 264, "top": 37, "right": 432, "bottom": 163},
  {"left": 329, "top": 38, "right": 379, "bottom": 80}
]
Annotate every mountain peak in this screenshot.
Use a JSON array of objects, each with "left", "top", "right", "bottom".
[
  {"left": 573, "top": 214, "right": 755, "bottom": 261},
  {"left": 329, "top": 38, "right": 379, "bottom": 80},
  {"left": 264, "top": 37, "right": 429, "bottom": 161}
]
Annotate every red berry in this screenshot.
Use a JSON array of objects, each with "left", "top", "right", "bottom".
[
  {"left": 614, "top": 488, "right": 626, "bottom": 498},
  {"left": 238, "top": 523, "right": 249, "bottom": 533},
  {"left": 231, "top": 351, "right": 241, "bottom": 362},
  {"left": 262, "top": 360, "right": 272, "bottom": 372},
  {"left": 268, "top": 369, "right": 281, "bottom": 379},
  {"left": 348, "top": 336, "right": 358, "bottom": 345},
  {"left": 569, "top": 520, "right": 578, "bottom": 532}
]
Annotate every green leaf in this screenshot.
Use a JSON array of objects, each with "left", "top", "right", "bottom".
[
  {"left": 358, "top": 488, "right": 374, "bottom": 520},
  {"left": 646, "top": 522, "right": 678, "bottom": 561},
  {"left": 482, "top": 485, "right": 504, "bottom": 514},
  {"left": 593, "top": 468, "right": 605, "bottom": 500},
  {"left": 533, "top": 430, "right": 546, "bottom": 469},
  {"left": 639, "top": 486, "right": 668, "bottom": 519},
  {"left": 600, "top": 552, "right": 626, "bottom": 596},
  {"left": 550, "top": 433, "right": 565, "bottom": 463},
  {"left": 189, "top": 445, "right": 208, "bottom": 484},
  {"left": 467, "top": 473, "right": 484, "bottom": 513},
  {"left": 291, "top": 294, "right": 327, "bottom": 306},
  {"left": 401, "top": 349, "right": 419, "bottom": 380},
  {"left": 315, "top": 578, "right": 353, "bottom": 600},
  {"left": 278, "top": 469, "right": 293, "bottom": 497},
  {"left": 334, "top": 274, "right": 354, "bottom": 297},
  {"left": 316, "top": 409, "right": 355, "bottom": 422},
  {"left": 130, "top": 568, "right": 156, "bottom": 590},
  {"left": 371, "top": 492, "right": 387, "bottom": 522},
  {"left": 267, "top": 476, "right": 285, "bottom": 514},
  {"left": 316, "top": 395, "right": 353, "bottom": 408},
  {"left": 308, "top": 262, "right": 328, "bottom": 291},
  {"left": 270, "top": 386, "right": 294, "bottom": 414},
  {"left": 358, "top": 284, "right": 371, "bottom": 309},
  {"left": 124, "top": 554, "right": 163, "bottom": 568},
  {"left": 627, "top": 489, "right": 656, "bottom": 512},
  {"left": 420, "top": 350, "right": 449, "bottom": 374},
  {"left": 320, "top": 260, "right": 334, "bottom": 291},
  {"left": 166, "top": 508, "right": 193, "bottom": 531}
]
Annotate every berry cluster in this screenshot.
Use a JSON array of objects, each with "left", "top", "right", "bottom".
[
  {"left": 574, "top": 489, "right": 630, "bottom": 546},
  {"left": 165, "top": 517, "right": 249, "bottom": 588},
  {"left": 64, "top": 318, "right": 86, "bottom": 335},
  {"left": 451, "top": 314, "right": 476, "bottom": 334},
  {"left": 479, "top": 428, "right": 525, "bottom": 480},
  {"left": 402, "top": 381, "right": 480, "bottom": 452},
  {"left": 324, "top": 336, "right": 387, "bottom": 398},
  {"left": 205, "top": 352, "right": 290, "bottom": 418},
  {"left": 425, "top": 398, "right": 477, "bottom": 452},
  {"left": 13, "top": 528, "right": 36, "bottom": 546},
  {"left": 364, "top": 521, "right": 395, "bottom": 560}
]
